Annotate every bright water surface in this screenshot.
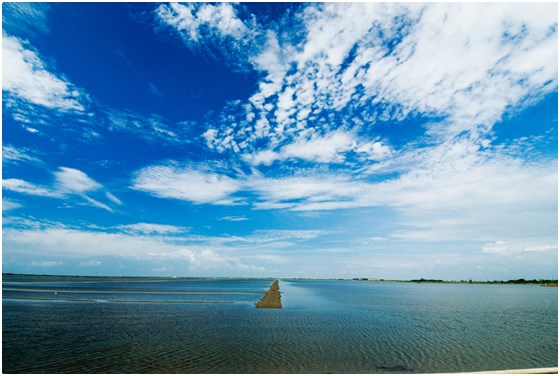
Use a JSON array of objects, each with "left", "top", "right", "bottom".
[{"left": 2, "top": 275, "right": 557, "bottom": 373}]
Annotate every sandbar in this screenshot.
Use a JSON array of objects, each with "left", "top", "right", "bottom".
[{"left": 256, "top": 280, "right": 282, "bottom": 308}]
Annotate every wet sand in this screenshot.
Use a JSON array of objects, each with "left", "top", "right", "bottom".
[{"left": 255, "top": 280, "right": 281, "bottom": 308}]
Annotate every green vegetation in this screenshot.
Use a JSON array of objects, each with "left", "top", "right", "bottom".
[{"left": 409, "top": 278, "right": 558, "bottom": 285}]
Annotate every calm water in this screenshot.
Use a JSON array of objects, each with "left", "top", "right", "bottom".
[{"left": 2, "top": 275, "right": 557, "bottom": 373}]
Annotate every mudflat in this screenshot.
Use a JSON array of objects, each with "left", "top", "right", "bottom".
[{"left": 256, "top": 280, "right": 281, "bottom": 308}]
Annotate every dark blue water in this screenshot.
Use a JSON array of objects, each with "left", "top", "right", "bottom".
[{"left": 2, "top": 276, "right": 557, "bottom": 373}]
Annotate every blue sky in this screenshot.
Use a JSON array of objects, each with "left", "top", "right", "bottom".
[{"left": 2, "top": 2, "right": 558, "bottom": 279}]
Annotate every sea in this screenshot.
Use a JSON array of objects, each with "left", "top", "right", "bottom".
[{"left": 2, "top": 275, "right": 557, "bottom": 373}]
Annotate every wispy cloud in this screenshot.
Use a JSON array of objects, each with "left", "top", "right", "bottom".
[
  {"left": 482, "top": 240, "right": 557, "bottom": 256},
  {"left": 2, "top": 199, "right": 23, "bottom": 212},
  {"left": 244, "top": 131, "right": 394, "bottom": 166},
  {"left": 2, "top": 2, "right": 51, "bottom": 36},
  {"left": 181, "top": 229, "right": 327, "bottom": 248},
  {"left": 359, "top": 3, "right": 557, "bottom": 136},
  {"left": 29, "top": 260, "right": 63, "bottom": 268},
  {"left": 132, "top": 162, "right": 244, "bottom": 205},
  {"left": 117, "top": 223, "right": 189, "bottom": 235},
  {"left": 219, "top": 216, "right": 248, "bottom": 222},
  {"left": 54, "top": 167, "right": 102, "bottom": 194},
  {"left": 79, "top": 260, "right": 102, "bottom": 267},
  {"left": 105, "top": 192, "right": 122, "bottom": 205},
  {"left": 3, "top": 167, "right": 118, "bottom": 212},
  {"left": 3, "top": 220, "right": 269, "bottom": 274},
  {"left": 2, "top": 145, "right": 44, "bottom": 166},
  {"left": 156, "top": 3, "right": 258, "bottom": 71},
  {"left": 3, "top": 33, "right": 87, "bottom": 112},
  {"left": 101, "top": 108, "right": 184, "bottom": 144},
  {"left": 3, "top": 178, "right": 62, "bottom": 198},
  {"left": 131, "top": 132, "right": 557, "bottom": 255},
  {"left": 183, "top": 3, "right": 556, "bottom": 167},
  {"left": 2, "top": 32, "right": 181, "bottom": 145}
]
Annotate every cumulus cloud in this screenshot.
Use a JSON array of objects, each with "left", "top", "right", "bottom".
[{"left": 157, "top": 3, "right": 250, "bottom": 43}]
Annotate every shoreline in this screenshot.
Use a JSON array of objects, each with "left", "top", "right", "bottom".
[
  {"left": 458, "top": 367, "right": 558, "bottom": 374},
  {"left": 3, "top": 273, "right": 557, "bottom": 287}
]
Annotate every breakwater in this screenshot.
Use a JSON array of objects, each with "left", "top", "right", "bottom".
[{"left": 255, "top": 279, "right": 281, "bottom": 308}]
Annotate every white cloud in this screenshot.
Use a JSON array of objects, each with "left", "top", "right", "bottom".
[
  {"left": 157, "top": 3, "right": 250, "bottom": 43},
  {"left": 255, "top": 230, "right": 326, "bottom": 241},
  {"left": 117, "top": 223, "right": 189, "bottom": 235},
  {"left": 355, "top": 140, "right": 394, "bottom": 161},
  {"left": 3, "top": 222, "right": 264, "bottom": 273},
  {"left": 245, "top": 149, "right": 278, "bottom": 166},
  {"left": 482, "top": 240, "right": 557, "bottom": 256},
  {"left": 361, "top": 3, "right": 557, "bottom": 136},
  {"left": 29, "top": 260, "right": 63, "bottom": 268},
  {"left": 79, "top": 260, "right": 102, "bottom": 267},
  {"left": 193, "top": 3, "right": 556, "bottom": 165},
  {"left": 249, "top": 175, "right": 368, "bottom": 209},
  {"left": 2, "top": 33, "right": 85, "bottom": 112},
  {"left": 4, "top": 167, "right": 116, "bottom": 212},
  {"left": 54, "top": 167, "right": 102, "bottom": 193},
  {"left": 2, "top": 3, "right": 51, "bottom": 36},
  {"left": 156, "top": 2, "right": 256, "bottom": 72},
  {"left": 245, "top": 131, "right": 394, "bottom": 166},
  {"left": 81, "top": 196, "right": 114, "bottom": 213},
  {"left": 3, "top": 178, "right": 61, "bottom": 198},
  {"left": 219, "top": 216, "right": 248, "bottom": 222},
  {"left": 2, "top": 145, "right": 43, "bottom": 165},
  {"left": 102, "top": 108, "right": 180, "bottom": 144},
  {"left": 132, "top": 163, "right": 243, "bottom": 205},
  {"left": 133, "top": 133, "right": 557, "bottom": 252},
  {"left": 277, "top": 131, "right": 355, "bottom": 164},
  {"left": 163, "top": 249, "right": 264, "bottom": 272},
  {"left": 2, "top": 199, "right": 22, "bottom": 211},
  {"left": 105, "top": 192, "right": 122, "bottom": 205},
  {"left": 271, "top": 143, "right": 554, "bottom": 249}
]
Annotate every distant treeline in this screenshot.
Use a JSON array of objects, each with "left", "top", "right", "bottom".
[
  {"left": 410, "top": 278, "right": 558, "bottom": 285},
  {"left": 501, "top": 279, "right": 558, "bottom": 285}
]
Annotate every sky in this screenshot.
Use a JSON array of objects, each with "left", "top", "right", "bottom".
[{"left": 2, "top": 2, "right": 558, "bottom": 279}]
